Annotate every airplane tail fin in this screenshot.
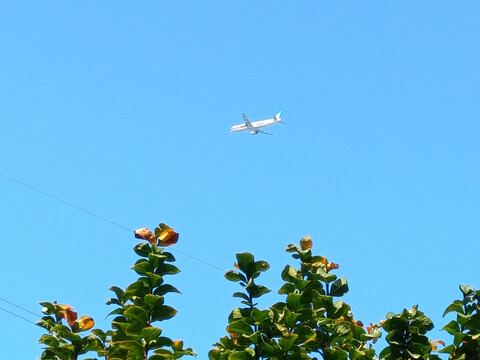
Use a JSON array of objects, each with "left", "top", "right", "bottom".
[
  {"left": 274, "top": 111, "right": 284, "bottom": 123},
  {"left": 274, "top": 111, "right": 282, "bottom": 121}
]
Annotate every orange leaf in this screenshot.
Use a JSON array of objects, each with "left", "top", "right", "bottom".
[
  {"left": 156, "top": 224, "right": 179, "bottom": 247},
  {"left": 57, "top": 304, "right": 78, "bottom": 327},
  {"left": 75, "top": 315, "right": 95, "bottom": 331},
  {"left": 172, "top": 340, "right": 184, "bottom": 351},
  {"left": 430, "top": 340, "right": 445, "bottom": 350},
  {"left": 134, "top": 228, "right": 156, "bottom": 245},
  {"left": 327, "top": 262, "right": 339, "bottom": 271},
  {"left": 300, "top": 236, "right": 312, "bottom": 250}
]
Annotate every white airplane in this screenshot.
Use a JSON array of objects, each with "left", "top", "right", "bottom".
[{"left": 229, "top": 111, "right": 284, "bottom": 135}]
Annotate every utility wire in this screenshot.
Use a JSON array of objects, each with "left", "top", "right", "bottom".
[
  {"left": 0, "top": 173, "right": 226, "bottom": 272},
  {"left": 0, "top": 306, "right": 37, "bottom": 325},
  {"left": 0, "top": 173, "right": 132, "bottom": 232},
  {"left": 0, "top": 172, "right": 228, "bottom": 326},
  {"left": 0, "top": 296, "right": 39, "bottom": 317}
]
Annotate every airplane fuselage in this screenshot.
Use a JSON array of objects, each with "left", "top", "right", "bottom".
[{"left": 229, "top": 119, "right": 277, "bottom": 133}]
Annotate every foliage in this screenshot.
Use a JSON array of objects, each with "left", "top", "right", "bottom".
[
  {"left": 210, "top": 236, "right": 380, "bottom": 360},
  {"left": 37, "top": 224, "right": 479, "bottom": 360},
  {"left": 38, "top": 223, "right": 195, "bottom": 360},
  {"left": 440, "top": 285, "right": 480, "bottom": 360},
  {"left": 379, "top": 305, "right": 440, "bottom": 360}
]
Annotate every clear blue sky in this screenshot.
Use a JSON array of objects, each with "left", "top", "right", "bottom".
[{"left": 1, "top": 1, "right": 479, "bottom": 359}]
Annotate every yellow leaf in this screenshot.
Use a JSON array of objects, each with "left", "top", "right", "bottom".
[
  {"left": 300, "top": 236, "right": 312, "bottom": 250},
  {"left": 75, "top": 315, "right": 95, "bottom": 331},
  {"left": 156, "top": 223, "right": 179, "bottom": 247},
  {"left": 172, "top": 340, "right": 183, "bottom": 351}
]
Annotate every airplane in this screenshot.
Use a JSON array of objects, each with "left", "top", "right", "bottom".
[{"left": 229, "top": 111, "right": 284, "bottom": 135}]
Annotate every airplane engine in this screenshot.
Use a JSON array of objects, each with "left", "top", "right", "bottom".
[{"left": 250, "top": 130, "right": 258, "bottom": 135}]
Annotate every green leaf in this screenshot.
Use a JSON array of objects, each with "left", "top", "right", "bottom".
[
  {"left": 133, "top": 243, "right": 151, "bottom": 257},
  {"left": 38, "top": 334, "right": 59, "bottom": 347},
  {"left": 248, "top": 284, "right": 271, "bottom": 298},
  {"left": 124, "top": 306, "right": 148, "bottom": 324},
  {"left": 285, "top": 244, "right": 300, "bottom": 253},
  {"left": 149, "top": 336, "right": 173, "bottom": 349},
  {"left": 313, "top": 267, "right": 337, "bottom": 283},
  {"left": 132, "top": 259, "right": 154, "bottom": 275},
  {"left": 226, "top": 320, "right": 254, "bottom": 335},
  {"left": 39, "top": 302, "right": 57, "bottom": 315},
  {"left": 460, "top": 285, "right": 474, "bottom": 296},
  {"left": 254, "top": 260, "right": 270, "bottom": 273},
  {"left": 278, "top": 283, "right": 295, "bottom": 295},
  {"left": 438, "top": 345, "right": 456, "bottom": 355},
  {"left": 330, "top": 277, "right": 348, "bottom": 297},
  {"left": 251, "top": 308, "right": 270, "bottom": 323},
  {"left": 46, "top": 346, "right": 75, "bottom": 360},
  {"left": 225, "top": 270, "right": 247, "bottom": 283},
  {"left": 233, "top": 292, "right": 249, "bottom": 301},
  {"left": 106, "top": 308, "right": 124, "bottom": 318},
  {"left": 124, "top": 279, "right": 150, "bottom": 299},
  {"left": 281, "top": 265, "right": 301, "bottom": 282},
  {"left": 51, "top": 324, "right": 82, "bottom": 341},
  {"left": 235, "top": 253, "right": 255, "bottom": 276},
  {"left": 91, "top": 329, "right": 106, "bottom": 343},
  {"left": 144, "top": 294, "right": 164, "bottom": 311},
  {"left": 227, "top": 350, "right": 254, "bottom": 359},
  {"left": 156, "top": 263, "right": 180, "bottom": 276},
  {"left": 443, "top": 300, "right": 464, "bottom": 317},
  {"left": 146, "top": 272, "right": 164, "bottom": 288},
  {"left": 141, "top": 326, "right": 162, "bottom": 342},
  {"left": 283, "top": 308, "right": 300, "bottom": 328},
  {"left": 116, "top": 340, "right": 144, "bottom": 355},
  {"left": 286, "top": 293, "right": 302, "bottom": 311},
  {"left": 154, "top": 284, "right": 181, "bottom": 296},
  {"left": 151, "top": 305, "right": 178, "bottom": 322},
  {"left": 109, "top": 286, "right": 125, "bottom": 301},
  {"left": 442, "top": 320, "right": 460, "bottom": 335},
  {"left": 279, "top": 334, "right": 298, "bottom": 351}
]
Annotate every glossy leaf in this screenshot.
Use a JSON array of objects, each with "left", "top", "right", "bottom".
[
  {"left": 133, "top": 242, "right": 151, "bottom": 257},
  {"left": 116, "top": 340, "right": 145, "bottom": 354},
  {"left": 151, "top": 305, "right": 178, "bottom": 322},
  {"left": 443, "top": 300, "right": 464, "bottom": 317},
  {"left": 227, "top": 351, "right": 253, "bottom": 360},
  {"left": 442, "top": 320, "right": 460, "bottom": 335},
  {"left": 156, "top": 263, "right": 181, "bottom": 276},
  {"left": 72, "top": 315, "right": 95, "bottom": 333},
  {"left": 132, "top": 259, "right": 154, "bottom": 275},
  {"left": 109, "top": 286, "right": 125, "bottom": 302},
  {"left": 235, "top": 253, "right": 255, "bottom": 275},
  {"left": 225, "top": 270, "right": 247, "bottom": 283},
  {"left": 155, "top": 223, "right": 179, "bottom": 247},
  {"left": 141, "top": 327, "right": 162, "bottom": 342},
  {"left": 124, "top": 306, "right": 148, "bottom": 324},
  {"left": 330, "top": 277, "right": 348, "bottom": 297},
  {"left": 233, "top": 292, "right": 249, "bottom": 301},
  {"left": 226, "top": 320, "right": 254, "bottom": 335}
]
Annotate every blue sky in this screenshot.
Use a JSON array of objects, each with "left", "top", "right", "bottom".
[{"left": 1, "top": 1, "right": 479, "bottom": 359}]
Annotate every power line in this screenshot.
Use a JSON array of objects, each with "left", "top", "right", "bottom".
[
  {"left": 0, "top": 173, "right": 132, "bottom": 233},
  {"left": 0, "top": 296, "right": 39, "bottom": 317},
  {"left": 0, "top": 173, "right": 226, "bottom": 273},
  {"left": 0, "top": 306, "right": 37, "bottom": 325},
  {"left": 0, "top": 172, "right": 228, "bottom": 326}
]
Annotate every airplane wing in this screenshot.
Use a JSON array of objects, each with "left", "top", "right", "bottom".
[
  {"left": 258, "top": 129, "right": 275, "bottom": 135},
  {"left": 242, "top": 113, "right": 252, "bottom": 127}
]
